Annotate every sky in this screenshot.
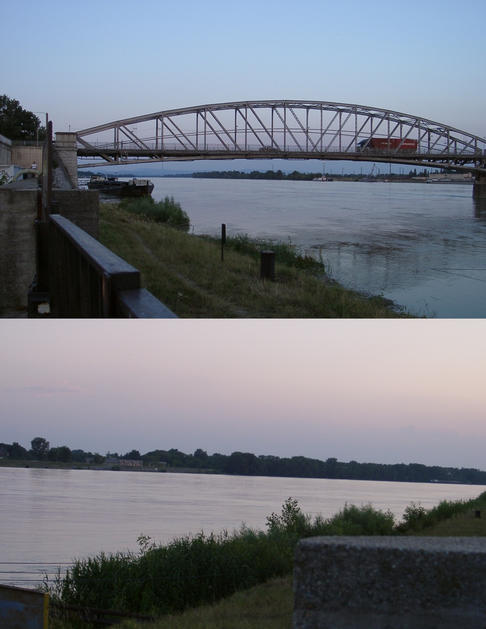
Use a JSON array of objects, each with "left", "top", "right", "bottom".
[
  {"left": 2, "top": 320, "right": 486, "bottom": 470},
  {"left": 2, "top": 1, "right": 486, "bottom": 471},
  {"left": 2, "top": 0, "right": 486, "bottom": 138}
]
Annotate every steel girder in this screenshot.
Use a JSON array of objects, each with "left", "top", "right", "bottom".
[{"left": 76, "top": 100, "right": 486, "bottom": 173}]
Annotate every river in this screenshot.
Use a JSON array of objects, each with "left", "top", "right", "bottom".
[
  {"left": 1, "top": 467, "right": 484, "bottom": 588},
  {"left": 148, "top": 177, "right": 486, "bottom": 317}
]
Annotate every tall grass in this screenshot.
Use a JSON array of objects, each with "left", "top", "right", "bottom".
[
  {"left": 218, "top": 234, "right": 325, "bottom": 273},
  {"left": 53, "top": 529, "right": 293, "bottom": 617}
]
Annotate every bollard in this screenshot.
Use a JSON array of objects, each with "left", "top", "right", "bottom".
[{"left": 260, "top": 250, "right": 275, "bottom": 281}]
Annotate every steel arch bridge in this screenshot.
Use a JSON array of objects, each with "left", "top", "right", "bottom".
[{"left": 76, "top": 100, "right": 486, "bottom": 174}]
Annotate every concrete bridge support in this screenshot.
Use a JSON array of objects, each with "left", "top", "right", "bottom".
[
  {"left": 473, "top": 174, "right": 486, "bottom": 199},
  {"left": 54, "top": 132, "right": 78, "bottom": 188},
  {"left": 294, "top": 536, "right": 486, "bottom": 628}
]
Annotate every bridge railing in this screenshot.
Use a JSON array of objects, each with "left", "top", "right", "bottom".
[
  {"left": 78, "top": 139, "right": 486, "bottom": 158},
  {"left": 48, "top": 214, "right": 176, "bottom": 318}
]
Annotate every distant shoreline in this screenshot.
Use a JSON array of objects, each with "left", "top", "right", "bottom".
[
  {"left": 1, "top": 460, "right": 485, "bottom": 486},
  {"left": 79, "top": 168, "right": 470, "bottom": 184}
]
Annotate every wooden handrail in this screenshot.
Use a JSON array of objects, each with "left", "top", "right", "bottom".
[{"left": 47, "top": 214, "right": 176, "bottom": 318}]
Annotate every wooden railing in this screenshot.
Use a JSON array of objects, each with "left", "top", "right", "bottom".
[{"left": 47, "top": 214, "right": 176, "bottom": 318}]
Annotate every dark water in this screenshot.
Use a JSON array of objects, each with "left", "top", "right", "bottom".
[
  {"left": 150, "top": 178, "right": 486, "bottom": 317},
  {"left": 1, "top": 467, "right": 485, "bottom": 587}
]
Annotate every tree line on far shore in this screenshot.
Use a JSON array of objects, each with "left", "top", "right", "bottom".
[
  {"left": 1, "top": 437, "right": 485, "bottom": 485},
  {"left": 192, "top": 168, "right": 431, "bottom": 181}
]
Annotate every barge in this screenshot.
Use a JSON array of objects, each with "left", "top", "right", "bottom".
[{"left": 87, "top": 175, "right": 154, "bottom": 197}]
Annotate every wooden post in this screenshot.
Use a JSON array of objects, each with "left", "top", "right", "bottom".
[
  {"left": 221, "top": 223, "right": 226, "bottom": 261},
  {"left": 260, "top": 250, "right": 275, "bottom": 281}
]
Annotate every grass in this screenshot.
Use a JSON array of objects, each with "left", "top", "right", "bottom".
[
  {"left": 98, "top": 202, "right": 410, "bottom": 318},
  {"left": 396, "top": 492, "right": 486, "bottom": 534},
  {"left": 50, "top": 577, "right": 293, "bottom": 629},
  {"left": 113, "top": 577, "right": 293, "bottom": 629}
]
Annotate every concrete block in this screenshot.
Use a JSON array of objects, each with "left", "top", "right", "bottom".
[{"left": 293, "top": 536, "right": 486, "bottom": 629}]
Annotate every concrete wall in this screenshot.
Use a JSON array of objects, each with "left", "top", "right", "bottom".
[
  {"left": 11, "top": 145, "right": 43, "bottom": 170},
  {"left": 0, "top": 189, "right": 38, "bottom": 316},
  {"left": 294, "top": 536, "right": 486, "bottom": 629},
  {"left": 0, "top": 134, "right": 12, "bottom": 167},
  {"left": 52, "top": 190, "right": 99, "bottom": 238}
]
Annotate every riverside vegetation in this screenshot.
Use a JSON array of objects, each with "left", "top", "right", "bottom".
[
  {"left": 98, "top": 199, "right": 409, "bottom": 317},
  {"left": 48, "top": 493, "right": 486, "bottom": 629}
]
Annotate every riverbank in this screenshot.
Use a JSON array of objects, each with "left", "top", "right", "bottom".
[{"left": 98, "top": 203, "right": 409, "bottom": 318}]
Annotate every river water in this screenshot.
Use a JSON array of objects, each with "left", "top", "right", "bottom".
[
  {"left": 149, "top": 177, "right": 486, "bottom": 317},
  {"left": 2, "top": 467, "right": 485, "bottom": 588}
]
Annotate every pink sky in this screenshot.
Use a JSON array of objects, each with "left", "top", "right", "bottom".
[{"left": 1, "top": 319, "right": 485, "bottom": 469}]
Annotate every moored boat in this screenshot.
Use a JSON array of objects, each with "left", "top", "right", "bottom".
[{"left": 87, "top": 175, "right": 154, "bottom": 197}]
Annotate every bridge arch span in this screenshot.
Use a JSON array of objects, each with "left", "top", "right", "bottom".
[{"left": 76, "top": 100, "right": 486, "bottom": 174}]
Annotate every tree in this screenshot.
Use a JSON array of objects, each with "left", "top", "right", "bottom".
[
  {"left": 0, "top": 95, "right": 46, "bottom": 141},
  {"left": 30, "top": 437, "right": 49, "bottom": 460},
  {"left": 48, "top": 446, "right": 72, "bottom": 462},
  {"left": 122, "top": 449, "right": 141, "bottom": 460},
  {"left": 225, "top": 451, "right": 262, "bottom": 475},
  {"left": 9, "top": 442, "right": 28, "bottom": 459}
]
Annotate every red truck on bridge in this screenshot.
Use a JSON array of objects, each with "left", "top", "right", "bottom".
[{"left": 358, "top": 138, "right": 418, "bottom": 152}]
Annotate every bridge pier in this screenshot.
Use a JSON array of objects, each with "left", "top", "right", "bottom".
[
  {"left": 54, "top": 132, "right": 78, "bottom": 188},
  {"left": 473, "top": 174, "right": 486, "bottom": 199}
]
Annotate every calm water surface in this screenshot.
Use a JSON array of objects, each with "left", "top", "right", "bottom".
[
  {"left": 2, "top": 467, "right": 485, "bottom": 587},
  {"left": 150, "top": 178, "right": 486, "bottom": 317}
]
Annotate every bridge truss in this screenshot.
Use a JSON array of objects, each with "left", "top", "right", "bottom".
[{"left": 76, "top": 100, "right": 486, "bottom": 173}]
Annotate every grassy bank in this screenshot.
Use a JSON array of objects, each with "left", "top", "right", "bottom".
[
  {"left": 99, "top": 203, "right": 409, "bottom": 317},
  {"left": 47, "top": 494, "right": 486, "bottom": 628}
]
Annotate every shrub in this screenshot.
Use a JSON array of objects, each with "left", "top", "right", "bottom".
[
  {"left": 324, "top": 503, "right": 396, "bottom": 536},
  {"left": 266, "top": 497, "right": 311, "bottom": 536},
  {"left": 398, "top": 502, "right": 428, "bottom": 532},
  {"left": 120, "top": 196, "right": 190, "bottom": 231}
]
